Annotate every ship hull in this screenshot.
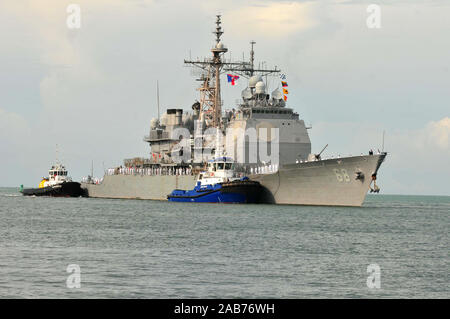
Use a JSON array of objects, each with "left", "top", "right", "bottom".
[
  {"left": 252, "top": 154, "right": 386, "bottom": 206},
  {"left": 81, "top": 154, "right": 386, "bottom": 206}
]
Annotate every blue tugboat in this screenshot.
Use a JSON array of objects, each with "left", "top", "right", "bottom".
[{"left": 168, "top": 157, "right": 262, "bottom": 203}]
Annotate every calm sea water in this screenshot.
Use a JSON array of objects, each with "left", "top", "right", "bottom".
[{"left": 0, "top": 187, "right": 448, "bottom": 299}]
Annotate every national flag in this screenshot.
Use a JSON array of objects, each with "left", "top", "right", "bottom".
[
  {"left": 281, "top": 81, "right": 288, "bottom": 87},
  {"left": 283, "top": 88, "right": 289, "bottom": 94},
  {"left": 283, "top": 95, "right": 287, "bottom": 101},
  {"left": 227, "top": 74, "right": 240, "bottom": 86}
]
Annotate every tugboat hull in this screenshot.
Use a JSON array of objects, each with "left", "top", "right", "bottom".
[
  {"left": 168, "top": 180, "right": 263, "bottom": 204},
  {"left": 21, "top": 182, "right": 85, "bottom": 197}
]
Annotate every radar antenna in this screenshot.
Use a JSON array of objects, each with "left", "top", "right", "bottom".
[{"left": 223, "top": 41, "right": 280, "bottom": 78}]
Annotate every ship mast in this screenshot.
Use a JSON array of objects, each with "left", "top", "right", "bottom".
[
  {"left": 184, "top": 16, "right": 280, "bottom": 128},
  {"left": 212, "top": 15, "right": 227, "bottom": 128},
  {"left": 250, "top": 40, "right": 255, "bottom": 76},
  {"left": 184, "top": 15, "right": 228, "bottom": 129}
]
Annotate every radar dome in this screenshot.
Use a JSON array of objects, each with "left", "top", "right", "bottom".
[
  {"left": 216, "top": 42, "right": 224, "bottom": 49},
  {"left": 241, "top": 88, "right": 252, "bottom": 99},
  {"left": 271, "top": 89, "right": 283, "bottom": 100},
  {"left": 255, "top": 81, "right": 266, "bottom": 94},
  {"left": 249, "top": 75, "right": 263, "bottom": 88},
  {"left": 150, "top": 118, "right": 160, "bottom": 129}
]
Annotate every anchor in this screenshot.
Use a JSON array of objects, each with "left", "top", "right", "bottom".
[{"left": 369, "top": 173, "right": 380, "bottom": 193}]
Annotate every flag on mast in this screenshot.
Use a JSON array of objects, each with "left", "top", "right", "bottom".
[{"left": 227, "top": 74, "right": 240, "bottom": 86}]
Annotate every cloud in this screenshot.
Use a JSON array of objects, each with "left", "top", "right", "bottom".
[
  {"left": 0, "top": 108, "right": 31, "bottom": 149},
  {"left": 0, "top": 108, "right": 34, "bottom": 183},
  {"left": 423, "top": 117, "right": 449, "bottom": 151},
  {"left": 223, "top": 1, "right": 319, "bottom": 37}
]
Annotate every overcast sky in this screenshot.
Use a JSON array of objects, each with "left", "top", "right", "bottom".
[{"left": 1, "top": 0, "right": 449, "bottom": 195}]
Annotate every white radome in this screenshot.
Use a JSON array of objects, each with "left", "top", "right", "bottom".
[
  {"left": 271, "top": 89, "right": 283, "bottom": 100},
  {"left": 249, "top": 75, "right": 263, "bottom": 88},
  {"left": 241, "top": 88, "right": 252, "bottom": 99},
  {"left": 255, "top": 81, "right": 266, "bottom": 94},
  {"left": 150, "top": 118, "right": 159, "bottom": 129}
]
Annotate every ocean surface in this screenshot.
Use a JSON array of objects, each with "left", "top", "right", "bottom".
[{"left": 0, "top": 187, "right": 448, "bottom": 299}]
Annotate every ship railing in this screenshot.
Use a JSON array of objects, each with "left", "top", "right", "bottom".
[
  {"left": 81, "top": 177, "right": 103, "bottom": 185},
  {"left": 249, "top": 164, "right": 279, "bottom": 175},
  {"left": 104, "top": 167, "right": 194, "bottom": 177}
]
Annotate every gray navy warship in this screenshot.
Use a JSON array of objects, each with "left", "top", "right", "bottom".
[{"left": 81, "top": 15, "right": 386, "bottom": 206}]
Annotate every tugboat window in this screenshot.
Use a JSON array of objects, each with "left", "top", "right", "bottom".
[
  {"left": 217, "top": 163, "right": 224, "bottom": 170},
  {"left": 225, "top": 163, "right": 232, "bottom": 170}
]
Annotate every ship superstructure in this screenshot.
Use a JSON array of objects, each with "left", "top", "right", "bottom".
[{"left": 143, "top": 15, "right": 311, "bottom": 167}]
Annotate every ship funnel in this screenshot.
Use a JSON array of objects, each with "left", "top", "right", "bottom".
[{"left": 166, "top": 109, "right": 183, "bottom": 126}]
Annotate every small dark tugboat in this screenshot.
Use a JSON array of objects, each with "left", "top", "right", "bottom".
[
  {"left": 168, "top": 157, "right": 263, "bottom": 203},
  {"left": 20, "top": 163, "right": 84, "bottom": 197}
]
